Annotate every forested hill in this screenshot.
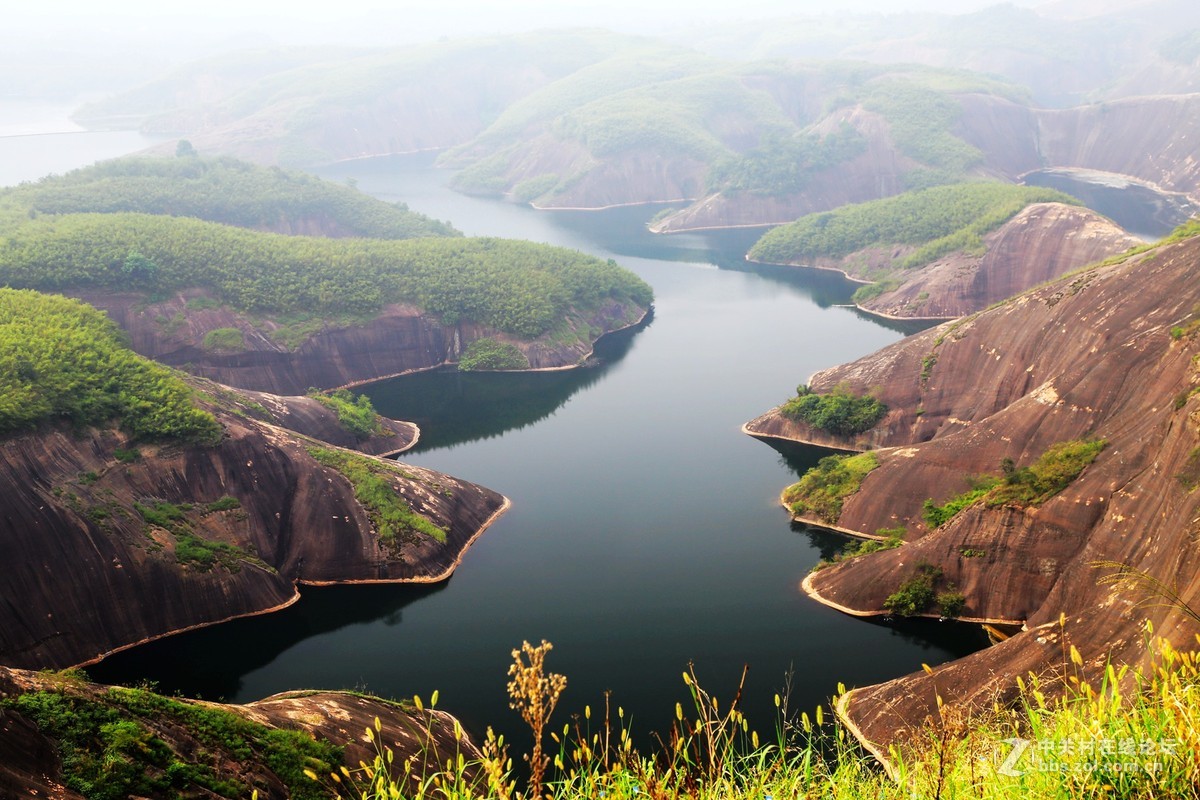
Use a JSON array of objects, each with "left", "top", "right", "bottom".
[
  {"left": 0, "top": 213, "right": 651, "bottom": 338},
  {"left": 748, "top": 183, "right": 1078, "bottom": 269},
  {"left": 0, "top": 154, "right": 459, "bottom": 239},
  {"left": 0, "top": 289, "right": 218, "bottom": 442}
]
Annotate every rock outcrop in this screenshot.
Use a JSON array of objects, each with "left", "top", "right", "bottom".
[
  {"left": 746, "top": 230, "right": 1200, "bottom": 756},
  {"left": 0, "top": 382, "right": 507, "bottom": 670},
  {"left": 77, "top": 290, "right": 648, "bottom": 395},
  {"left": 855, "top": 203, "right": 1141, "bottom": 319},
  {"left": 0, "top": 666, "right": 480, "bottom": 800}
]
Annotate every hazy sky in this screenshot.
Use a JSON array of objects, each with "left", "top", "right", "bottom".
[{"left": 11, "top": 0, "right": 1042, "bottom": 45}]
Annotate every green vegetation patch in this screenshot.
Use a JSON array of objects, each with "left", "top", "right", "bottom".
[
  {"left": 707, "top": 125, "right": 866, "bottom": 197},
  {"left": 923, "top": 440, "right": 1107, "bottom": 528},
  {"left": 202, "top": 327, "right": 244, "bottom": 352},
  {"left": 0, "top": 289, "right": 220, "bottom": 442},
  {"left": 0, "top": 215, "right": 653, "bottom": 338},
  {"left": 133, "top": 500, "right": 254, "bottom": 571},
  {"left": 307, "top": 446, "right": 446, "bottom": 544},
  {"left": 883, "top": 562, "right": 943, "bottom": 616},
  {"left": 861, "top": 82, "right": 981, "bottom": 175},
  {"left": 458, "top": 338, "right": 532, "bottom": 371},
  {"left": 922, "top": 477, "right": 1000, "bottom": 528},
  {"left": 204, "top": 495, "right": 242, "bottom": 512},
  {"left": 0, "top": 154, "right": 459, "bottom": 239},
  {"left": 783, "top": 451, "right": 879, "bottom": 524},
  {"left": 780, "top": 384, "right": 887, "bottom": 436},
  {"left": 749, "top": 183, "right": 1077, "bottom": 268},
  {"left": 4, "top": 685, "right": 340, "bottom": 800},
  {"left": 811, "top": 526, "right": 904, "bottom": 572},
  {"left": 308, "top": 388, "right": 385, "bottom": 440},
  {"left": 1177, "top": 447, "right": 1200, "bottom": 492}
]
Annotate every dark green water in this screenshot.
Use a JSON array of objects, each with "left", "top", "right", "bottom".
[
  {"left": 92, "top": 155, "right": 986, "bottom": 748},
  {"left": 1022, "top": 168, "right": 1200, "bottom": 240}
]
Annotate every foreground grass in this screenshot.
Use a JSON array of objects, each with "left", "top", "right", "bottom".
[{"left": 316, "top": 632, "right": 1200, "bottom": 800}]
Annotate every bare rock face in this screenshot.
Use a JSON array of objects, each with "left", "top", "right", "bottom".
[
  {"left": 0, "top": 666, "right": 481, "bottom": 800},
  {"left": 0, "top": 384, "right": 507, "bottom": 670},
  {"left": 76, "top": 291, "right": 647, "bottom": 395},
  {"left": 857, "top": 203, "right": 1142, "bottom": 319},
  {"left": 1037, "top": 94, "right": 1200, "bottom": 195},
  {"left": 746, "top": 232, "right": 1200, "bottom": 755}
]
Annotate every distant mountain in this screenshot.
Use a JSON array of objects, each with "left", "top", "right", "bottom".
[{"left": 75, "top": 22, "right": 1200, "bottom": 235}]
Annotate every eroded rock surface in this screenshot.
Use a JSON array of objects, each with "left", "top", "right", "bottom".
[
  {"left": 747, "top": 231, "right": 1200, "bottom": 754},
  {"left": 0, "top": 382, "right": 506, "bottom": 670}
]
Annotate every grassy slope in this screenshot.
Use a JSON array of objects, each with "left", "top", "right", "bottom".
[{"left": 748, "top": 183, "right": 1079, "bottom": 286}]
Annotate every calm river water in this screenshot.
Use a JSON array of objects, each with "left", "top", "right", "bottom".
[{"left": 1, "top": 127, "right": 986, "bottom": 748}]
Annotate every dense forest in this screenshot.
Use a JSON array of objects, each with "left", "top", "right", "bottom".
[
  {"left": 0, "top": 213, "right": 653, "bottom": 338},
  {"left": 0, "top": 289, "right": 218, "bottom": 441},
  {"left": 0, "top": 154, "right": 459, "bottom": 239},
  {"left": 748, "top": 183, "right": 1078, "bottom": 267}
]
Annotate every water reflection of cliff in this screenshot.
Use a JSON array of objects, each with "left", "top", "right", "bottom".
[
  {"left": 89, "top": 582, "right": 448, "bottom": 701},
  {"left": 365, "top": 318, "right": 648, "bottom": 452}
]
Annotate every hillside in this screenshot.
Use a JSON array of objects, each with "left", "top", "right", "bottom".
[
  {"left": 0, "top": 290, "right": 507, "bottom": 669},
  {"left": 0, "top": 213, "right": 653, "bottom": 392},
  {"left": 75, "top": 27, "right": 1200, "bottom": 232},
  {"left": 855, "top": 203, "right": 1142, "bottom": 319},
  {"left": 743, "top": 222, "right": 1200, "bottom": 754},
  {"left": 77, "top": 30, "right": 648, "bottom": 166},
  {"left": 449, "top": 60, "right": 1023, "bottom": 217},
  {"left": 0, "top": 154, "right": 459, "bottom": 239},
  {"left": 0, "top": 666, "right": 477, "bottom": 800},
  {"left": 748, "top": 185, "right": 1141, "bottom": 319}
]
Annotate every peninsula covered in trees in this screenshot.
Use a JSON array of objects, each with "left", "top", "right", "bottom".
[{"left": 1, "top": 154, "right": 458, "bottom": 239}]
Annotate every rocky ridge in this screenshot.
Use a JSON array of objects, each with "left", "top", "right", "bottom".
[
  {"left": 745, "top": 229, "right": 1200, "bottom": 757},
  {"left": 0, "top": 382, "right": 507, "bottom": 670}
]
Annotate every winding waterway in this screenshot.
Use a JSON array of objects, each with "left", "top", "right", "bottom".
[{"left": 0, "top": 126, "right": 986, "bottom": 748}]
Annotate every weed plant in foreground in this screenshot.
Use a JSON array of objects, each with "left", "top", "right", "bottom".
[{"left": 307, "top": 627, "right": 1200, "bottom": 800}]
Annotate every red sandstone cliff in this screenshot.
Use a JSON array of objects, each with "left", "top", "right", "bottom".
[
  {"left": 76, "top": 290, "right": 648, "bottom": 395},
  {"left": 0, "top": 382, "right": 506, "bottom": 670},
  {"left": 746, "top": 230, "right": 1200, "bottom": 755},
  {"left": 856, "top": 203, "right": 1141, "bottom": 319}
]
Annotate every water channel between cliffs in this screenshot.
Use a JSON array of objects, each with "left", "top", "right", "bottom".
[{"left": 88, "top": 153, "right": 989, "bottom": 747}]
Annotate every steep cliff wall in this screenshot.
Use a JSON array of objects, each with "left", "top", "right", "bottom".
[
  {"left": 78, "top": 291, "right": 647, "bottom": 395},
  {"left": 857, "top": 203, "right": 1141, "bottom": 319},
  {"left": 1036, "top": 94, "right": 1200, "bottom": 195},
  {"left": 0, "top": 384, "right": 506, "bottom": 670},
  {"left": 746, "top": 231, "right": 1200, "bottom": 753}
]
